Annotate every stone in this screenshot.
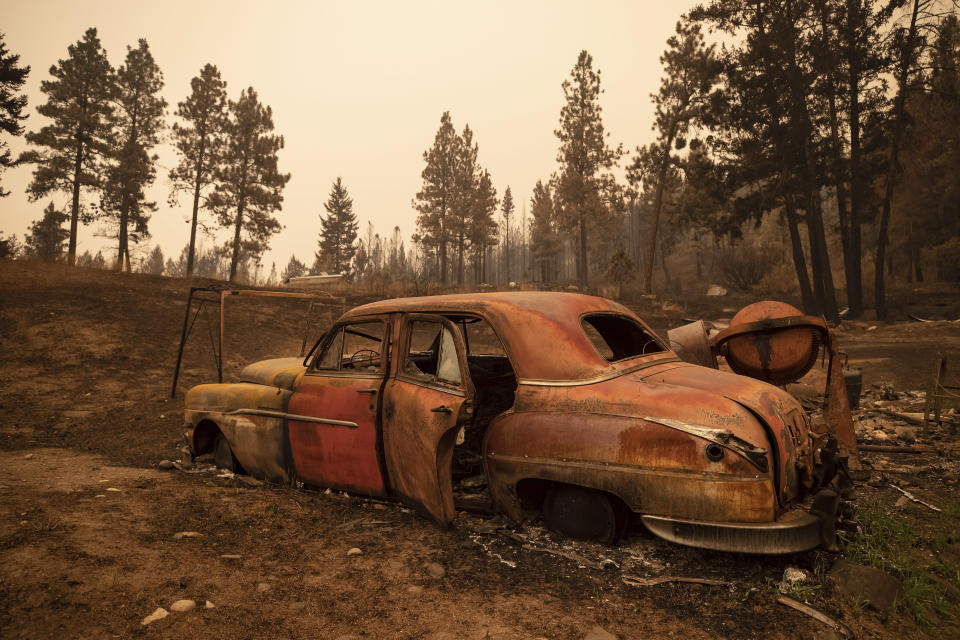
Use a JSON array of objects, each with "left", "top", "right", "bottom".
[
  {"left": 706, "top": 284, "right": 727, "bottom": 296},
  {"left": 872, "top": 429, "right": 889, "bottom": 441},
  {"left": 158, "top": 460, "right": 174, "bottom": 470},
  {"left": 895, "top": 496, "right": 909, "bottom": 508},
  {"left": 220, "top": 554, "right": 241, "bottom": 560},
  {"left": 425, "top": 562, "right": 446, "bottom": 579},
  {"left": 894, "top": 426, "right": 918, "bottom": 442},
  {"left": 778, "top": 565, "right": 812, "bottom": 593},
  {"left": 406, "top": 585, "right": 424, "bottom": 595},
  {"left": 257, "top": 582, "right": 272, "bottom": 593},
  {"left": 831, "top": 558, "right": 902, "bottom": 612},
  {"left": 170, "top": 599, "right": 196, "bottom": 612},
  {"left": 205, "top": 600, "right": 215, "bottom": 609},
  {"left": 141, "top": 607, "right": 169, "bottom": 625},
  {"left": 347, "top": 547, "right": 363, "bottom": 556},
  {"left": 174, "top": 531, "right": 203, "bottom": 540},
  {"left": 23, "top": 453, "right": 33, "bottom": 460},
  {"left": 584, "top": 625, "right": 618, "bottom": 640},
  {"left": 106, "top": 487, "right": 122, "bottom": 492},
  {"left": 95, "top": 494, "right": 105, "bottom": 498}
]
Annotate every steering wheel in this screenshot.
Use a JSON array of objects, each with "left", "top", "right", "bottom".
[{"left": 350, "top": 348, "right": 380, "bottom": 364}]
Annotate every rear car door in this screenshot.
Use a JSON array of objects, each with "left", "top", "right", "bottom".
[
  {"left": 382, "top": 315, "right": 475, "bottom": 525},
  {"left": 287, "top": 318, "right": 388, "bottom": 496}
]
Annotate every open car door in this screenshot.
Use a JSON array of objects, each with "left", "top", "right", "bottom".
[{"left": 381, "top": 315, "right": 474, "bottom": 525}]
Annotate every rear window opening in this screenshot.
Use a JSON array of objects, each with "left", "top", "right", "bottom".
[{"left": 581, "top": 314, "right": 665, "bottom": 362}]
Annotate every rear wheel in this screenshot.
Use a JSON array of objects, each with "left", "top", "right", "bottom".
[
  {"left": 213, "top": 433, "right": 241, "bottom": 473},
  {"left": 543, "top": 485, "right": 626, "bottom": 544}
]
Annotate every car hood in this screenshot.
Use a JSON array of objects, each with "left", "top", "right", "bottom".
[{"left": 238, "top": 357, "right": 306, "bottom": 391}]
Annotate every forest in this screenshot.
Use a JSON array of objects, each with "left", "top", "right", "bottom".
[{"left": 1, "top": 0, "right": 959, "bottom": 321}]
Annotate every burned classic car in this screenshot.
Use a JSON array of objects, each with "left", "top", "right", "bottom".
[{"left": 184, "top": 292, "right": 843, "bottom": 553}]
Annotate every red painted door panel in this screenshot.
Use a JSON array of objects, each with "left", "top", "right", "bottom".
[{"left": 287, "top": 320, "right": 387, "bottom": 496}]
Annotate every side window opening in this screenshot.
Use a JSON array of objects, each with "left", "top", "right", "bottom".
[
  {"left": 314, "top": 321, "right": 384, "bottom": 372},
  {"left": 403, "top": 320, "right": 461, "bottom": 387},
  {"left": 581, "top": 314, "right": 665, "bottom": 362}
]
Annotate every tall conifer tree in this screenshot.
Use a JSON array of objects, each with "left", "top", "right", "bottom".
[
  {"left": 315, "top": 177, "right": 358, "bottom": 274},
  {"left": 209, "top": 87, "right": 290, "bottom": 282},
  {"left": 97, "top": 39, "right": 166, "bottom": 271},
  {"left": 554, "top": 51, "right": 623, "bottom": 286},
  {"left": 0, "top": 33, "right": 29, "bottom": 197},
  {"left": 413, "top": 111, "right": 458, "bottom": 284},
  {"left": 22, "top": 28, "right": 115, "bottom": 265},
  {"left": 169, "top": 64, "right": 228, "bottom": 277}
]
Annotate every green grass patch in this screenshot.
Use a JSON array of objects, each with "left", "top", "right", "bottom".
[{"left": 843, "top": 502, "right": 954, "bottom": 624}]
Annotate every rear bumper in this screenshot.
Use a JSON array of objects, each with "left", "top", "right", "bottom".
[{"left": 640, "top": 489, "right": 840, "bottom": 554}]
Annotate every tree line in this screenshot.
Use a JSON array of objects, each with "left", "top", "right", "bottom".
[{"left": 0, "top": 28, "right": 289, "bottom": 280}]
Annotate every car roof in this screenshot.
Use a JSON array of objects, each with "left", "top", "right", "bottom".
[{"left": 342, "top": 291, "right": 671, "bottom": 381}]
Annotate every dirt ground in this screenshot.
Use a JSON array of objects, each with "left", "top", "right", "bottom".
[{"left": 1, "top": 260, "right": 958, "bottom": 639}]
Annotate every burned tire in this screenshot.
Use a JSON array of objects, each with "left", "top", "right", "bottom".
[
  {"left": 543, "top": 485, "right": 626, "bottom": 544},
  {"left": 213, "top": 433, "right": 241, "bottom": 473}
]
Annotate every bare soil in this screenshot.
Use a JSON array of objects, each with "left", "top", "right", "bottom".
[{"left": 1, "top": 260, "right": 958, "bottom": 639}]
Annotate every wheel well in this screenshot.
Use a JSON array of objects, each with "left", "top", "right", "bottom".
[
  {"left": 192, "top": 420, "right": 222, "bottom": 457},
  {"left": 515, "top": 478, "right": 632, "bottom": 516}
]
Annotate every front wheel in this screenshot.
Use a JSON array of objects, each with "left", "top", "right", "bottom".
[
  {"left": 543, "top": 485, "right": 627, "bottom": 544},
  {"left": 213, "top": 433, "right": 241, "bottom": 473}
]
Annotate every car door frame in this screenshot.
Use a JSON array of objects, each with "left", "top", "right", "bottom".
[{"left": 381, "top": 313, "right": 475, "bottom": 525}]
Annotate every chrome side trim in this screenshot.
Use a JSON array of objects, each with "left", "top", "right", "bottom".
[
  {"left": 517, "top": 357, "right": 681, "bottom": 387},
  {"left": 640, "top": 510, "right": 823, "bottom": 554},
  {"left": 225, "top": 408, "right": 358, "bottom": 429}
]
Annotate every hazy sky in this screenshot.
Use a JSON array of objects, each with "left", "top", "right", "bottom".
[{"left": 2, "top": 0, "right": 698, "bottom": 271}]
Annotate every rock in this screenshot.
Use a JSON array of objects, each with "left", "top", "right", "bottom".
[
  {"left": 895, "top": 496, "right": 909, "bottom": 507},
  {"left": 257, "top": 582, "right": 272, "bottom": 593},
  {"left": 106, "top": 487, "right": 122, "bottom": 492},
  {"left": 95, "top": 494, "right": 106, "bottom": 498},
  {"left": 220, "top": 554, "right": 241, "bottom": 560},
  {"left": 831, "top": 558, "right": 902, "bottom": 612},
  {"left": 872, "top": 429, "right": 890, "bottom": 441},
  {"left": 158, "top": 460, "right": 174, "bottom": 470},
  {"left": 599, "top": 558, "right": 619, "bottom": 571},
  {"left": 894, "top": 426, "right": 917, "bottom": 442},
  {"left": 23, "top": 453, "right": 33, "bottom": 460},
  {"left": 584, "top": 625, "right": 618, "bottom": 640},
  {"left": 867, "top": 325, "right": 877, "bottom": 331},
  {"left": 425, "top": 562, "right": 446, "bottom": 579},
  {"left": 347, "top": 547, "right": 363, "bottom": 557},
  {"left": 174, "top": 531, "right": 203, "bottom": 540},
  {"left": 706, "top": 284, "right": 728, "bottom": 296},
  {"left": 141, "top": 607, "right": 169, "bottom": 625},
  {"left": 205, "top": 600, "right": 215, "bottom": 609},
  {"left": 170, "top": 599, "right": 196, "bottom": 612},
  {"left": 406, "top": 585, "right": 424, "bottom": 595},
  {"left": 778, "top": 565, "right": 812, "bottom": 593}
]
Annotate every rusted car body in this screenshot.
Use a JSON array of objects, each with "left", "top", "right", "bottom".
[{"left": 184, "top": 292, "right": 840, "bottom": 553}]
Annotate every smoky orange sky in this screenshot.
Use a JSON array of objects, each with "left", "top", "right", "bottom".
[{"left": 2, "top": 0, "right": 699, "bottom": 273}]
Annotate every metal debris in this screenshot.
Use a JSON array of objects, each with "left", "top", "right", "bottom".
[
  {"left": 778, "top": 596, "right": 854, "bottom": 638},
  {"left": 890, "top": 483, "right": 941, "bottom": 512}
]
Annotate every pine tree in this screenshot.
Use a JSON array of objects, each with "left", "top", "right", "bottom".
[
  {"left": 636, "top": 22, "right": 720, "bottom": 293},
  {"left": 467, "top": 169, "right": 498, "bottom": 283},
  {"left": 530, "top": 180, "right": 560, "bottom": 282},
  {"left": 0, "top": 33, "right": 29, "bottom": 197},
  {"left": 500, "top": 186, "right": 515, "bottom": 283},
  {"left": 554, "top": 51, "right": 623, "bottom": 286},
  {"left": 141, "top": 245, "right": 164, "bottom": 275},
  {"left": 170, "top": 64, "right": 228, "bottom": 277},
  {"left": 25, "top": 201, "right": 69, "bottom": 261},
  {"left": 97, "top": 39, "right": 166, "bottom": 271},
  {"left": 315, "top": 177, "right": 358, "bottom": 274},
  {"left": 413, "top": 111, "right": 459, "bottom": 284},
  {"left": 21, "top": 28, "right": 115, "bottom": 265},
  {"left": 280, "top": 254, "right": 306, "bottom": 281},
  {"left": 209, "top": 87, "right": 290, "bottom": 282}
]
